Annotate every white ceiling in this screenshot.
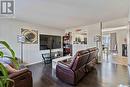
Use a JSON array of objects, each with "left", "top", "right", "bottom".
[{"left": 15, "top": 0, "right": 129, "bottom": 29}]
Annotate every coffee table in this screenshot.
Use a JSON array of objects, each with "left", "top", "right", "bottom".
[{"left": 52, "top": 56, "right": 72, "bottom": 69}]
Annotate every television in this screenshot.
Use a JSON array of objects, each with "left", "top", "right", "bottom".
[{"left": 40, "top": 34, "right": 61, "bottom": 50}]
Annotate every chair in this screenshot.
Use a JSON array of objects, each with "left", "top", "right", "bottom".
[{"left": 42, "top": 54, "right": 52, "bottom": 64}]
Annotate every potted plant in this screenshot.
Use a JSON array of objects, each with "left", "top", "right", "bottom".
[{"left": 0, "top": 41, "right": 19, "bottom": 87}]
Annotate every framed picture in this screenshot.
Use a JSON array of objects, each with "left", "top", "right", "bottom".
[{"left": 21, "top": 29, "right": 38, "bottom": 44}]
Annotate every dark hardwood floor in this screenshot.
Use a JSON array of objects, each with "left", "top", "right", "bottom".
[{"left": 28, "top": 62, "right": 130, "bottom": 87}]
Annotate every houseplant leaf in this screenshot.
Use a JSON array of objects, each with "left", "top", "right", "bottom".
[
  {"left": 0, "top": 41, "right": 19, "bottom": 69},
  {"left": 0, "top": 63, "right": 8, "bottom": 87},
  {"left": 0, "top": 41, "right": 15, "bottom": 58},
  {"left": 0, "top": 41, "right": 19, "bottom": 87},
  {"left": 0, "top": 80, "right": 4, "bottom": 87},
  {"left": 0, "top": 63, "right": 8, "bottom": 78},
  {"left": 0, "top": 51, "right": 4, "bottom": 58}
]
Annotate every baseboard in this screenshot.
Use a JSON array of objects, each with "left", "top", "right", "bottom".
[{"left": 25, "top": 61, "right": 43, "bottom": 66}]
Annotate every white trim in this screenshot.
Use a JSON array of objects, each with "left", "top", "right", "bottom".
[
  {"left": 102, "top": 26, "right": 128, "bottom": 32},
  {"left": 25, "top": 61, "right": 43, "bottom": 66}
]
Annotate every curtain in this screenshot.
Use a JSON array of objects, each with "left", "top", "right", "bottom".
[{"left": 110, "top": 33, "right": 118, "bottom": 53}]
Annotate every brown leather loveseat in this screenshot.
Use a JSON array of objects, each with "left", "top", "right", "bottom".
[
  {"left": 9, "top": 68, "right": 33, "bottom": 87},
  {"left": 56, "top": 47, "right": 98, "bottom": 85}
]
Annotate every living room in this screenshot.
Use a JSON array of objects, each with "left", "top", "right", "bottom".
[{"left": 0, "top": 0, "right": 130, "bottom": 87}]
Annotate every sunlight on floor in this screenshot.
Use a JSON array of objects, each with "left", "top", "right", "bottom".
[
  {"left": 102, "top": 53, "right": 128, "bottom": 66},
  {"left": 118, "top": 84, "right": 130, "bottom": 87}
]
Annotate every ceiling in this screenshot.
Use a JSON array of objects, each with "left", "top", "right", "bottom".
[{"left": 15, "top": 0, "right": 129, "bottom": 29}]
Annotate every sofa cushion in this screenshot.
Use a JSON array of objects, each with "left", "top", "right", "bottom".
[{"left": 71, "top": 52, "right": 90, "bottom": 71}]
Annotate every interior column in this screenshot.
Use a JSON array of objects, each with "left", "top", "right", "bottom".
[{"left": 128, "top": 22, "right": 130, "bottom": 67}]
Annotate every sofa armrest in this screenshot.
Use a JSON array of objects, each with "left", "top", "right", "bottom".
[
  {"left": 56, "top": 62, "right": 75, "bottom": 85},
  {"left": 58, "top": 59, "right": 72, "bottom": 67},
  {"left": 57, "top": 61, "right": 71, "bottom": 69},
  {"left": 9, "top": 68, "right": 32, "bottom": 87},
  {"left": 9, "top": 68, "right": 29, "bottom": 79}
]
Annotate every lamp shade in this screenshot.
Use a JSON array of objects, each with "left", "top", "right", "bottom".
[{"left": 17, "top": 35, "right": 25, "bottom": 43}]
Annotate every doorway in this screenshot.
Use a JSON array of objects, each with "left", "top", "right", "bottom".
[{"left": 102, "top": 28, "right": 128, "bottom": 66}]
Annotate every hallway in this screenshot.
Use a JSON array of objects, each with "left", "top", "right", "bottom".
[{"left": 102, "top": 52, "right": 128, "bottom": 66}]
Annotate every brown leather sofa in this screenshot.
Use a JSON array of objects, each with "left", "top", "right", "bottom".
[
  {"left": 9, "top": 68, "right": 33, "bottom": 87},
  {"left": 56, "top": 47, "right": 98, "bottom": 85}
]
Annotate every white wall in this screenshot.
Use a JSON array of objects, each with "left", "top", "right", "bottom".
[
  {"left": 128, "top": 0, "right": 130, "bottom": 21},
  {"left": 103, "top": 29, "right": 128, "bottom": 57},
  {"left": 128, "top": 4, "right": 130, "bottom": 65},
  {"left": 65, "top": 23, "right": 102, "bottom": 58},
  {"left": 102, "top": 17, "right": 129, "bottom": 65},
  {"left": 128, "top": 23, "right": 130, "bottom": 66},
  {"left": 0, "top": 19, "right": 65, "bottom": 64},
  {"left": 65, "top": 23, "right": 101, "bottom": 47},
  {"left": 128, "top": 22, "right": 130, "bottom": 66}
]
